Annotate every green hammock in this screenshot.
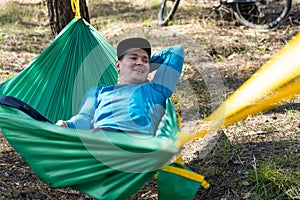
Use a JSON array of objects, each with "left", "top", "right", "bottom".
[
  {"left": 0, "top": 17, "right": 181, "bottom": 199},
  {"left": 0, "top": 18, "right": 118, "bottom": 122},
  {"left": 0, "top": 99, "right": 179, "bottom": 199}
]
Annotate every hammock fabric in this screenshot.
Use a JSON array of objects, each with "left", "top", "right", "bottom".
[
  {"left": 0, "top": 18, "right": 118, "bottom": 122},
  {"left": 0, "top": 98, "right": 179, "bottom": 199},
  {"left": 0, "top": 17, "right": 208, "bottom": 199}
]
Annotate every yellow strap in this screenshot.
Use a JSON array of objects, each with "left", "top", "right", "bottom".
[
  {"left": 174, "top": 131, "right": 193, "bottom": 148},
  {"left": 160, "top": 165, "right": 210, "bottom": 189},
  {"left": 173, "top": 33, "right": 300, "bottom": 148},
  {"left": 71, "top": 0, "right": 81, "bottom": 18},
  {"left": 175, "top": 152, "right": 183, "bottom": 164}
]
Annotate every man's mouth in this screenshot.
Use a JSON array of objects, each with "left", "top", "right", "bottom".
[{"left": 133, "top": 69, "right": 144, "bottom": 73}]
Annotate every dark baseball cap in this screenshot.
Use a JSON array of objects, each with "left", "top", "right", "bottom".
[{"left": 117, "top": 38, "right": 151, "bottom": 59}]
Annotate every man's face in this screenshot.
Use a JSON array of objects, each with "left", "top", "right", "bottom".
[{"left": 116, "top": 48, "right": 150, "bottom": 84}]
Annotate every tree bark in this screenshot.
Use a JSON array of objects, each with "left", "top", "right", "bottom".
[{"left": 47, "top": 0, "right": 90, "bottom": 37}]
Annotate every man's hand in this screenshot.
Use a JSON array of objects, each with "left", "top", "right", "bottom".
[{"left": 56, "top": 120, "right": 69, "bottom": 128}]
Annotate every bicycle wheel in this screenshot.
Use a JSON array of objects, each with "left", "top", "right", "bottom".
[
  {"left": 158, "top": 0, "right": 181, "bottom": 26},
  {"left": 232, "top": 0, "right": 292, "bottom": 29}
]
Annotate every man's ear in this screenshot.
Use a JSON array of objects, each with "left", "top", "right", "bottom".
[{"left": 115, "top": 61, "right": 120, "bottom": 73}]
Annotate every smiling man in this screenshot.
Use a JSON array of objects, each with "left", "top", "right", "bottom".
[{"left": 56, "top": 38, "right": 184, "bottom": 135}]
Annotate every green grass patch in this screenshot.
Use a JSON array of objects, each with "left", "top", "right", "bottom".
[
  {"left": 0, "top": 2, "right": 50, "bottom": 54},
  {"left": 0, "top": 2, "right": 47, "bottom": 26},
  {"left": 245, "top": 155, "right": 300, "bottom": 199}
]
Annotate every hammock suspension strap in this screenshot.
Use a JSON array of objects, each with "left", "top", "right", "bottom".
[{"left": 71, "top": 0, "right": 81, "bottom": 18}]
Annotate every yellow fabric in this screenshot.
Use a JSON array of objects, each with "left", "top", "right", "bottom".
[
  {"left": 175, "top": 32, "right": 300, "bottom": 146},
  {"left": 160, "top": 165, "right": 210, "bottom": 189},
  {"left": 175, "top": 153, "right": 183, "bottom": 164}
]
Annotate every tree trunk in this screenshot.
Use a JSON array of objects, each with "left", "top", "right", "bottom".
[{"left": 47, "top": 0, "right": 90, "bottom": 37}]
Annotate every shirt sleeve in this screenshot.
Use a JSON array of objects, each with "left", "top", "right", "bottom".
[
  {"left": 150, "top": 45, "right": 184, "bottom": 97},
  {"left": 66, "top": 86, "right": 98, "bottom": 129}
]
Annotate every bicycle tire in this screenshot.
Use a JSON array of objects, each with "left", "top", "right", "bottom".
[
  {"left": 158, "top": 0, "right": 181, "bottom": 26},
  {"left": 232, "top": 0, "right": 292, "bottom": 29}
]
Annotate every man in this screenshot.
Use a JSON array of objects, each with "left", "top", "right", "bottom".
[{"left": 56, "top": 37, "right": 184, "bottom": 135}]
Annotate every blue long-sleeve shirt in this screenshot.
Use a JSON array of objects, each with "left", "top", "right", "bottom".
[{"left": 66, "top": 45, "right": 184, "bottom": 135}]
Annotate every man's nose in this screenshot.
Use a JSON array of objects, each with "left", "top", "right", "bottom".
[{"left": 136, "top": 58, "right": 144, "bottom": 65}]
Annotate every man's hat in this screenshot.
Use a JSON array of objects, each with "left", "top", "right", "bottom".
[{"left": 117, "top": 38, "right": 151, "bottom": 59}]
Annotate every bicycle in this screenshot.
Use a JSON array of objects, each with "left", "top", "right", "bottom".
[{"left": 158, "top": 0, "right": 292, "bottom": 29}]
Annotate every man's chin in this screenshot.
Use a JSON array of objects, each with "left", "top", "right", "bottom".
[{"left": 130, "top": 78, "right": 147, "bottom": 84}]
